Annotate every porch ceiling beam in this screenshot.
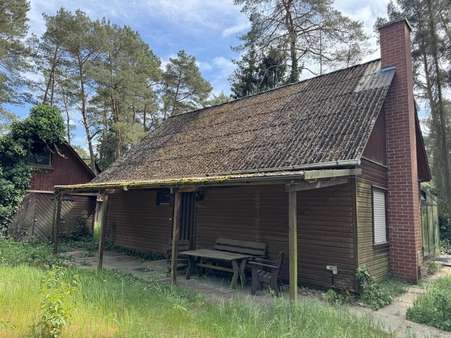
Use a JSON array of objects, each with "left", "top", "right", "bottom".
[
  {"left": 287, "top": 177, "right": 350, "bottom": 192},
  {"left": 177, "top": 186, "right": 199, "bottom": 193},
  {"left": 171, "top": 190, "right": 182, "bottom": 285},
  {"left": 303, "top": 168, "right": 361, "bottom": 180},
  {"left": 288, "top": 186, "right": 298, "bottom": 302}
]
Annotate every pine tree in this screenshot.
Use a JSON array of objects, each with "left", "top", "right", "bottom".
[
  {"left": 205, "top": 92, "right": 231, "bottom": 106},
  {"left": 90, "top": 22, "right": 161, "bottom": 167},
  {"left": 230, "top": 49, "right": 259, "bottom": 98},
  {"left": 52, "top": 9, "right": 103, "bottom": 173},
  {"left": 0, "top": 0, "right": 30, "bottom": 123},
  {"left": 162, "top": 50, "right": 212, "bottom": 118},
  {"left": 234, "top": 0, "right": 367, "bottom": 82},
  {"left": 230, "top": 19, "right": 260, "bottom": 98},
  {"left": 230, "top": 18, "right": 287, "bottom": 98},
  {"left": 257, "top": 47, "right": 286, "bottom": 91}
]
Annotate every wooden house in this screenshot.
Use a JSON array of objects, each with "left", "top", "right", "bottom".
[
  {"left": 56, "top": 20, "right": 431, "bottom": 297},
  {"left": 10, "top": 143, "right": 96, "bottom": 240}
]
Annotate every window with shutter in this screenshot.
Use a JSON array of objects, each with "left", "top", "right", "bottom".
[{"left": 373, "top": 188, "right": 387, "bottom": 245}]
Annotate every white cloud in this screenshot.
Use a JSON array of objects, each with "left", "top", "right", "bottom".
[
  {"left": 208, "top": 56, "right": 236, "bottom": 95},
  {"left": 197, "top": 60, "right": 213, "bottom": 72},
  {"left": 142, "top": 0, "right": 242, "bottom": 30},
  {"left": 160, "top": 54, "right": 176, "bottom": 71},
  {"left": 334, "top": 0, "right": 390, "bottom": 61},
  {"left": 222, "top": 21, "right": 250, "bottom": 37},
  {"left": 27, "top": 0, "right": 241, "bottom": 35},
  {"left": 212, "top": 56, "right": 235, "bottom": 73}
]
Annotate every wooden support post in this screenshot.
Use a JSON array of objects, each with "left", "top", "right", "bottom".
[
  {"left": 288, "top": 187, "right": 298, "bottom": 302},
  {"left": 93, "top": 197, "right": 101, "bottom": 234},
  {"left": 171, "top": 190, "right": 182, "bottom": 285},
  {"left": 52, "top": 192, "right": 63, "bottom": 255},
  {"left": 97, "top": 193, "right": 109, "bottom": 271}
]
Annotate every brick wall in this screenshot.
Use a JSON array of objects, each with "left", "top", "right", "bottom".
[{"left": 379, "top": 20, "right": 423, "bottom": 281}]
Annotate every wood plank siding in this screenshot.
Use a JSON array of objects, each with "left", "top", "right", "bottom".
[
  {"left": 355, "top": 159, "right": 389, "bottom": 281},
  {"left": 107, "top": 183, "right": 358, "bottom": 290},
  {"left": 363, "top": 111, "right": 386, "bottom": 165},
  {"left": 30, "top": 144, "right": 94, "bottom": 191},
  {"left": 9, "top": 192, "right": 95, "bottom": 240},
  {"left": 107, "top": 190, "right": 172, "bottom": 254},
  {"left": 298, "top": 183, "right": 356, "bottom": 289}
]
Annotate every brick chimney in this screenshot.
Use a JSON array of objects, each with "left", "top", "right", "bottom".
[{"left": 379, "top": 19, "right": 422, "bottom": 282}]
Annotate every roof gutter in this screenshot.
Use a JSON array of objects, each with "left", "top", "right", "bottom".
[
  {"left": 297, "top": 159, "right": 360, "bottom": 171},
  {"left": 54, "top": 159, "right": 362, "bottom": 194},
  {"left": 54, "top": 170, "right": 307, "bottom": 193},
  {"left": 189, "top": 159, "right": 361, "bottom": 177}
]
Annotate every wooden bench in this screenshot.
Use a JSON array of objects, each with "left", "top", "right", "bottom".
[
  {"left": 250, "top": 251, "right": 284, "bottom": 296},
  {"left": 194, "top": 238, "right": 267, "bottom": 287},
  {"left": 213, "top": 238, "right": 267, "bottom": 257}
]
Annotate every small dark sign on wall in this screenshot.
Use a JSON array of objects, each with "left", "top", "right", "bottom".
[{"left": 156, "top": 189, "right": 170, "bottom": 206}]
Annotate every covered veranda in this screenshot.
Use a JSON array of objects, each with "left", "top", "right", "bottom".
[{"left": 54, "top": 167, "right": 361, "bottom": 301}]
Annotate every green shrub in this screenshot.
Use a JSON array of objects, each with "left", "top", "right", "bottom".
[
  {"left": 359, "top": 283, "right": 393, "bottom": 310},
  {"left": 324, "top": 289, "right": 352, "bottom": 305},
  {"left": 407, "top": 276, "right": 451, "bottom": 331},
  {"left": 425, "top": 261, "right": 440, "bottom": 275},
  {"left": 441, "top": 239, "right": 451, "bottom": 254},
  {"left": 0, "top": 104, "right": 65, "bottom": 235},
  {"left": 0, "top": 239, "right": 60, "bottom": 268},
  {"left": 34, "top": 266, "right": 78, "bottom": 337},
  {"left": 58, "top": 236, "right": 98, "bottom": 256},
  {"left": 356, "top": 266, "right": 406, "bottom": 310}
]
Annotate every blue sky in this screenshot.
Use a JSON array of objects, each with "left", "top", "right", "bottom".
[{"left": 9, "top": 0, "right": 391, "bottom": 149}]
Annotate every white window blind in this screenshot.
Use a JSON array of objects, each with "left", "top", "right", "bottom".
[{"left": 373, "top": 189, "right": 387, "bottom": 245}]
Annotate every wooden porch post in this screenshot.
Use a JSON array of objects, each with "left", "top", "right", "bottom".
[
  {"left": 97, "top": 193, "right": 109, "bottom": 271},
  {"left": 52, "top": 192, "right": 63, "bottom": 255},
  {"left": 288, "top": 187, "right": 298, "bottom": 302},
  {"left": 171, "top": 190, "right": 182, "bottom": 285}
]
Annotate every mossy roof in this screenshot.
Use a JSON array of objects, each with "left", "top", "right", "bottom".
[
  {"left": 55, "top": 170, "right": 306, "bottom": 192},
  {"left": 63, "top": 59, "right": 394, "bottom": 191}
]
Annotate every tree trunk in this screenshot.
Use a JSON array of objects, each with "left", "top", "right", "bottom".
[
  {"left": 143, "top": 104, "right": 147, "bottom": 131},
  {"left": 43, "top": 46, "right": 59, "bottom": 105},
  {"left": 62, "top": 91, "right": 71, "bottom": 144},
  {"left": 78, "top": 55, "right": 98, "bottom": 174},
  {"left": 50, "top": 71, "right": 55, "bottom": 106},
  {"left": 282, "top": 0, "right": 298, "bottom": 83},
  {"left": 170, "top": 74, "right": 182, "bottom": 117},
  {"left": 426, "top": 0, "right": 451, "bottom": 218}
]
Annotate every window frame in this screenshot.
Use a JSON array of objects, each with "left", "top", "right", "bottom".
[
  {"left": 27, "top": 150, "right": 53, "bottom": 169},
  {"left": 372, "top": 186, "right": 389, "bottom": 246},
  {"left": 156, "top": 189, "right": 171, "bottom": 206}
]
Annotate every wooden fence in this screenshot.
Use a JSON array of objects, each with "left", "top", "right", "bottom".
[
  {"left": 9, "top": 191, "right": 96, "bottom": 241},
  {"left": 421, "top": 190, "right": 440, "bottom": 258}
]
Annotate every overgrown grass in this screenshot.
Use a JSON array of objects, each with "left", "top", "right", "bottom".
[
  {"left": 407, "top": 276, "right": 451, "bottom": 332},
  {"left": 355, "top": 267, "right": 408, "bottom": 310},
  {"left": 0, "top": 240, "right": 392, "bottom": 337},
  {"left": 58, "top": 236, "right": 99, "bottom": 256},
  {"left": 0, "top": 239, "right": 58, "bottom": 267},
  {"left": 359, "top": 278, "right": 407, "bottom": 310}
]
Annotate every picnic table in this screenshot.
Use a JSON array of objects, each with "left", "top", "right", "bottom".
[{"left": 180, "top": 249, "right": 253, "bottom": 288}]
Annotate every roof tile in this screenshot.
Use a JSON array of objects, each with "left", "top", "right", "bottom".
[{"left": 94, "top": 60, "right": 394, "bottom": 183}]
